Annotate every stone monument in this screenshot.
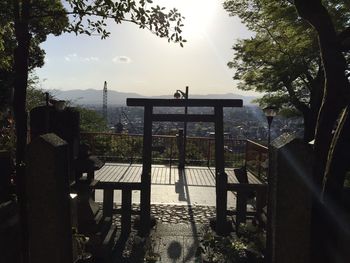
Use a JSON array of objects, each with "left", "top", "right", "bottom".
[
  {"left": 26, "top": 133, "right": 73, "bottom": 263},
  {"left": 267, "top": 134, "right": 313, "bottom": 263}
]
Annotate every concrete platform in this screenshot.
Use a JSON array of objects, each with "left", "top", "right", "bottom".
[
  {"left": 94, "top": 163, "right": 238, "bottom": 207},
  {"left": 95, "top": 184, "right": 237, "bottom": 207}
]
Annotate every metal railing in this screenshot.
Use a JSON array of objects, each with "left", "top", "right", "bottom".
[
  {"left": 80, "top": 132, "right": 267, "bottom": 179},
  {"left": 245, "top": 139, "right": 268, "bottom": 182}
]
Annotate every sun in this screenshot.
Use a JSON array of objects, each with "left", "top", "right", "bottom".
[{"left": 157, "top": 0, "right": 218, "bottom": 39}]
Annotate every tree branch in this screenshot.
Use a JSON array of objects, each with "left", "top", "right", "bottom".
[{"left": 283, "top": 79, "right": 310, "bottom": 114}]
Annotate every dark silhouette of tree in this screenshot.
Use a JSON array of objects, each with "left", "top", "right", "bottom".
[
  {"left": 293, "top": 1, "right": 350, "bottom": 262},
  {"left": 224, "top": 0, "right": 349, "bottom": 143},
  {"left": 225, "top": 0, "right": 350, "bottom": 260}
]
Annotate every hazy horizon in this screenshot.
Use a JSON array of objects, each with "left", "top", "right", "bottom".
[
  {"left": 52, "top": 87, "right": 261, "bottom": 97},
  {"left": 53, "top": 88, "right": 260, "bottom": 106}
]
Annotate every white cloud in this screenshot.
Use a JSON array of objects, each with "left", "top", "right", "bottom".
[
  {"left": 64, "top": 53, "right": 99, "bottom": 62},
  {"left": 83, "top": 56, "right": 99, "bottom": 62},
  {"left": 64, "top": 53, "right": 77, "bottom": 62},
  {"left": 112, "top": 56, "right": 132, "bottom": 64}
]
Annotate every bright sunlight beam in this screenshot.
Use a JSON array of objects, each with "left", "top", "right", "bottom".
[{"left": 157, "top": 0, "right": 218, "bottom": 40}]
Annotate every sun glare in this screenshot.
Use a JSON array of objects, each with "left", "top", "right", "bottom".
[{"left": 158, "top": 0, "right": 218, "bottom": 39}]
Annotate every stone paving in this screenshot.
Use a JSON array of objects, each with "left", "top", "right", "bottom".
[
  {"left": 109, "top": 203, "right": 240, "bottom": 262},
  {"left": 111, "top": 204, "right": 220, "bottom": 228},
  {"left": 118, "top": 222, "right": 205, "bottom": 263}
]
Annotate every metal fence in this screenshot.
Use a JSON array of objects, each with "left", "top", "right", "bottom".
[{"left": 80, "top": 132, "right": 267, "bottom": 179}]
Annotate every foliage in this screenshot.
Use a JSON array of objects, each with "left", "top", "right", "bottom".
[
  {"left": 80, "top": 132, "right": 250, "bottom": 168},
  {"left": 224, "top": 0, "right": 319, "bottom": 108},
  {"left": 27, "top": 75, "right": 108, "bottom": 132},
  {"left": 72, "top": 227, "right": 91, "bottom": 261},
  {"left": 0, "top": 0, "right": 68, "bottom": 111},
  {"left": 1, "top": 76, "right": 47, "bottom": 154},
  {"left": 186, "top": 141, "right": 207, "bottom": 164},
  {"left": 26, "top": 75, "right": 47, "bottom": 111},
  {"left": 223, "top": 0, "right": 350, "bottom": 141},
  {"left": 0, "top": 22, "right": 13, "bottom": 71},
  {"left": 196, "top": 223, "right": 265, "bottom": 262},
  {"left": 76, "top": 106, "right": 108, "bottom": 132},
  {"left": 143, "top": 236, "right": 161, "bottom": 263},
  {"left": 80, "top": 133, "right": 143, "bottom": 162},
  {"left": 0, "top": 0, "right": 68, "bottom": 68},
  {"left": 0, "top": 110, "right": 15, "bottom": 154},
  {"left": 64, "top": 0, "right": 186, "bottom": 46}
]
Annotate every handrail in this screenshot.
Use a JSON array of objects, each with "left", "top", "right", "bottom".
[
  {"left": 246, "top": 139, "right": 268, "bottom": 150},
  {"left": 80, "top": 132, "right": 266, "bottom": 180},
  {"left": 245, "top": 140, "right": 268, "bottom": 182}
]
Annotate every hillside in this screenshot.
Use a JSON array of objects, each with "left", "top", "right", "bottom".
[{"left": 53, "top": 89, "right": 258, "bottom": 106}]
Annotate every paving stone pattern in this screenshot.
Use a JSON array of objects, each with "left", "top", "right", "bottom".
[
  {"left": 110, "top": 203, "right": 235, "bottom": 228},
  {"left": 100, "top": 204, "right": 238, "bottom": 262}
]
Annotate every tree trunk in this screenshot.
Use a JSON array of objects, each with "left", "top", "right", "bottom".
[
  {"left": 283, "top": 81, "right": 316, "bottom": 142},
  {"left": 302, "top": 110, "right": 317, "bottom": 143},
  {"left": 323, "top": 106, "right": 350, "bottom": 200},
  {"left": 13, "top": 0, "right": 31, "bottom": 262},
  {"left": 14, "top": 20, "right": 30, "bottom": 166},
  {"left": 294, "top": 1, "right": 350, "bottom": 262},
  {"left": 295, "top": 0, "right": 350, "bottom": 185},
  {"left": 322, "top": 106, "right": 350, "bottom": 262},
  {"left": 307, "top": 65, "right": 324, "bottom": 142}
]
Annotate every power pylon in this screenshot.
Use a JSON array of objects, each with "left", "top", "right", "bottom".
[{"left": 102, "top": 81, "right": 107, "bottom": 121}]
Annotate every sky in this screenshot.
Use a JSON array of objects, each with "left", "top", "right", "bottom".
[{"left": 35, "top": 0, "right": 255, "bottom": 97}]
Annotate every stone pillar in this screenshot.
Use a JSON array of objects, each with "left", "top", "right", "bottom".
[
  {"left": 26, "top": 133, "right": 73, "bottom": 263},
  {"left": 267, "top": 134, "right": 313, "bottom": 263},
  {"left": 30, "top": 106, "right": 80, "bottom": 182}
]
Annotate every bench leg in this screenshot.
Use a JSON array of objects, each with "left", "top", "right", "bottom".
[
  {"left": 236, "top": 190, "right": 248, "bottom": 226},
  {"left": 121, "top": 189, "right": 132, "bottom": 237},
  {"left": 103, "top": 189, "right": 114, "bottom": 218}
]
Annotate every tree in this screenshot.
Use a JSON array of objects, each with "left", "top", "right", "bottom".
[
  {"left": 3, "top": 0, "right": 68, "bottom": 169},
  {"left": 226, "top": 0, "right": 350, "bottom": 261},
  {"left": 77, "top": 106, "right": 108, "bottom": 132},
  {"left": 223, "top": 0, "right": 350, "bottom": 142},
  {"left": 12, "top": 0, "right": 185, "bottom": 164},
  {"left": 291, "top": 0, "right": 350, "bottom": 192}
]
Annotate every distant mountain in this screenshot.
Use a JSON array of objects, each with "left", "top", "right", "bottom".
[
  {"left": 54, "top": 89, "right": 258, "bottom": 106},
  {"left": 153, "top": 93, "right": 258, "bottom": 105},
  {"left": 53, "top": 89, "right": 144, "bottom": 106}
]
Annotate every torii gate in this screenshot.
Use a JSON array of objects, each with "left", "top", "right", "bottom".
[{"left": 127, "top": 98, "right": 243, "bottom": 235}]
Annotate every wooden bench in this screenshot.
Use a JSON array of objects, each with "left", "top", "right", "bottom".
[
  {"left": 93, "top": 182, "right": 142, "bottom": 237},
  {"left": 227, "top": 167, "right": 267, "bottom": 227}
]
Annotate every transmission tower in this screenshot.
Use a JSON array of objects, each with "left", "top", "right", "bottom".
[{"left": 102, "top": 81, "right": 108, "bottom": 121}]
